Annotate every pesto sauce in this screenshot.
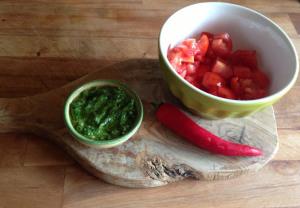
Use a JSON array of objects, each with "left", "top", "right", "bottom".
[{"left": 70, "top": 86, "right": 137, "bottom": 140}]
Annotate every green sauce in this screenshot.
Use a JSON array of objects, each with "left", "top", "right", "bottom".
[{"left": 70, "top": 86, "right": 137, "bottom": 140}]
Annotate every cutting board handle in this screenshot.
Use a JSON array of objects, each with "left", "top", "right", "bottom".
[
  {"left": 0, "top": 97, "right": 32, "bottom": 132},
  {"left": 0, "top": 59, "right": 278, "bottom": 188},
  {"left": 0, "top": 88, "right": 68, "bottom": 135}
]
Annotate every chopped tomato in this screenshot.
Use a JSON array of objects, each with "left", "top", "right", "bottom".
[
  {"left": 182, "top": 38, "right": 197, "bottom": 49},
  {"left": 202, "top": 72, "right": 226, "bottom": 90},
  {"left": 194, "top": 82, "right": 205, "bottom": 90},
  {"left": 211, "top": 58, "right": 233, "bottom": 79},
  {"left": 253, "top": 70, "right": 270, "bottom": 89},
  {"left": 240, "top": 78, "right": 256, "bottom": 89},
  {"left": 218, "top": 87, "right": 236, "bottom": 99},
  {"left": 239, "top": 78, "right": 267, "bottom": 100},
  {"left": 231, "top": 50, "right": 257, "bottom": 69},
  {"left": 243, "top": 87, "right": 257, "bottom": 100},
  {"left": 196, "top": 64, "right": 210, "bottom": 79},
  {"left": 202, "top": 56, "right": 215, "bottom": 66},
  {"left": 194, "top": 34, "right": 209, "bottom": 61},
  {"left": 205, "top": 47, "right": 217, "bottom": 61},
  {"left": 169, "top": 41, "right": 195, "bottom": 64},
  {"left": 211, "top": 33, "right": 232, "bottom": 58},
  {"left": 230, "top": 77, "right": 243, "bottom": 98},
  {"left": 214, "top": 33, "right": 232, "bottom": 42},
  {"left": 256, "top": 89, "right": 268, "bottom": 98},
  {"left": 178, "top": 69, "right": 187, "bottom": 78},
  {"left": 185, "top": 75, "right": 195, "bottom": 83},
  {"left": 208, "top": 88, "right": 218, "bottom": 96},
  {"left": 243, "top": 86, "right": 266, "bottom": 100},
  {"left": 233, "top": 66, "right": 252, "bottom": 79},
  {"left": 200, "top": 32, "right": 214, "bottom": 41},
  {"left": 175, "top": 63, "right": 184, "bottom": 74},
  {"left": 186, "top": 63, "right": 196, "bottom": 75},
  {"left": 201, "top": 32, "right": 217, "bottom": 61},
  {"left": 167, "top": 31, "right": 270, "bottom": 100},
  {"left": 178, "top": 47, "right": 194, "bottom": 63}
]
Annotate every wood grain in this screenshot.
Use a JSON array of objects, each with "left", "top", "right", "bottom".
[
  {"left": 62, "top": 161, "right": 300, "bottom": 208},
  {"left": 0, "top": 133, "right": 27, "bottom": 167},
  {"left": 0, "top": 59, "right": 278, "bottom": 188},
  {"left": 0, "top": 0, "right": 299, "bottom": 207},
  {"left": 275, "top": 130, "right": 300, "bottom": 160},
  {"left": 24, "top": 134, "right": 74, "bottom": 167},
  {"left": 0, "top": 166, "right": 65, "bottom": 208},
  {"left": 274, "top": 87, "right": 300, "bottom": 129}
]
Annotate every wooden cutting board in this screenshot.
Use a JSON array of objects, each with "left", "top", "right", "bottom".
[{"left": 0, "top": 59, "right": 278, "bottom": 188}]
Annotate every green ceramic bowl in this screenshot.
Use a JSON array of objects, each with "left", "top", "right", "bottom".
[
  {"left": 64, "top": 80, "right": 143, "bottom": 148},
  {"left": 159, "top": 2, "right": 299, "bottom": 119}
]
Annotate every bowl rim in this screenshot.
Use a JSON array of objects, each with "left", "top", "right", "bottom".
[
  {"left": 159, "top": 2, "right": 299, "bottom": 105},
  {"left": 64, "top": 79, "right": 143, "bottom": 147}
]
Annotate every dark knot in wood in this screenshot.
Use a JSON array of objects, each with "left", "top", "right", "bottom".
[{"left": 143, "top": 156, "right": 196, "bottom": 182}]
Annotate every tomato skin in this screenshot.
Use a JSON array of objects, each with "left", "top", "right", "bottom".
[
  {"left": 200, "top": 32, "right": 217, "bottom": 61},
  {"left": 211, "top": 33, "right": 232, "bottom": 58},
  {"left": 182, "top": 38, "right": 197, "bottom": 50},
  {"left": 196, "top": 64, "right": 210, "bottom": 79},
  {"left": 240, "top": 78, "right": 256, "bottom": 90},
  {"left": 256, "top": 89, "right": 267, "bottom": 98},
  {"left": 233, "top": 66, "right": 252, "bottom": 79},
  {"left": 231, "top": 50, "right": 258, "bottom": 69},
  {"left": 194, "top": 34, "right": 209, "bottom": 61},
  {"left": 230, "top": 77, "right": 268, "bottom": 100},
  {"left": 253, "top": 70, "right": 270, "bottom": 89},
  {"left": 202, "top": 72, "right": 226, "bottom": 90},
  {"left": 243, "top": 87, "right": 266, "bottom": 100},
  {"left": 211, "top": 58, "right": 233, "bottom": 79},
  {"left": 186, "top": 63, "right": 196, "bottom": 75},
  {"left": 178, "top": 68, "right": 187, "bottom": 78},
  {"left": 230, "top": 77, "right": 242, "bottom": 98},
  {"left": 178, "top": 48, "right": 194, "bottom": 63},
  {"left": 214, "top": 33, "right": 232, "bottom": 42},
  {"left": 185, "top": 75, "right": 195, "bottom": 83},
  {"left": 168, "top": 32, "right": 270, "bottom": 100},
  {"left": 200, "top": 32, "right": 214, "bottom": 41},
  {"left": 208, "top": 88, "right": 218, "bottom": 96},
  {"left": 218, "top": 87, "right": 236, "bottom": 99}
]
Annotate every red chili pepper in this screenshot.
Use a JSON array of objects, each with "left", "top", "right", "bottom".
[{"left": 155, "top": 103, "right": 262, "bottom": 156}]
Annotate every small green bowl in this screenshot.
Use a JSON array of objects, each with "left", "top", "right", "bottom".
[
  {"left": 159, "top": 2, "right": 299, "bottom": 119},
  {"left": 64, "top": 80, "right": 143, "bottom": 148}
]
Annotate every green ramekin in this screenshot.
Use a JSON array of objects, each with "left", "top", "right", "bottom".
[{"left": 64, "top": 80, "right": 143, "bottom": 148}]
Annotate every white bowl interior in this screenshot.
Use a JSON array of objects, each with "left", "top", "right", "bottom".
[{"left": 160, "top": 3, "right": 298, "bottom": 95}]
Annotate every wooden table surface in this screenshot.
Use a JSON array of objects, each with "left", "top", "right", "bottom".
[{"left": 0, "top": 0, "right": 300, "bottom": 207}]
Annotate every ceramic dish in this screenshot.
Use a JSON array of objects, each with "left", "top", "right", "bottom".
[
  {"left": 64, "top": 80, "right": 143, "bottom": 148},
  {"left": 159, "top": 2, "right": 299, "bottom": 119}
]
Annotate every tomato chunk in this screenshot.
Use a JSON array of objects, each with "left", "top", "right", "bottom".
[
  {"left": 196, "top": 64, "right": 210, "bottom": 79},
  {"left": 194, "top": 34, "right": 209, "bottom": 62},
  {"left": 211, "top": 33, "right": 232, "bottom": 58},
  {"left": 253, "top": 70, "right": 270, "bottom": 89},
  {"left": 230, "top": 77, "right": 242, "bottom": 98},
  {"left": 202, "top": 72, "right": 226, "bottom": 90},
  {"left": 233, "top": 66, "right": 252, "bottom": 79},
  {"left": 218, "top": 87, "right": 236, "bottom": 99},
  {"left": 182, "top": 38, "right": 197, "bottom": 50},
  {"left": 208, "top": 88, "right": 218, "bottom": 96},
  {"left": 167, "top": 31, "right": 270, "bottom": 100},
  {"left": 177, "top": 46, "right": 194, "bottom": 63},
  {"left": 240, "top": 78, "right": 256, "bottom": 89},
  {"left": 211, "top": 58, "right": 233, "bottom": 79},
  {"left": 231, "top": 50, "right": 258, "bottom": 69},
  {"left": 243, "top": 86, "right": 266, "bottom": 100},
  {"left": 185, "top": 63, "right": 196, "bottom": 75}
]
